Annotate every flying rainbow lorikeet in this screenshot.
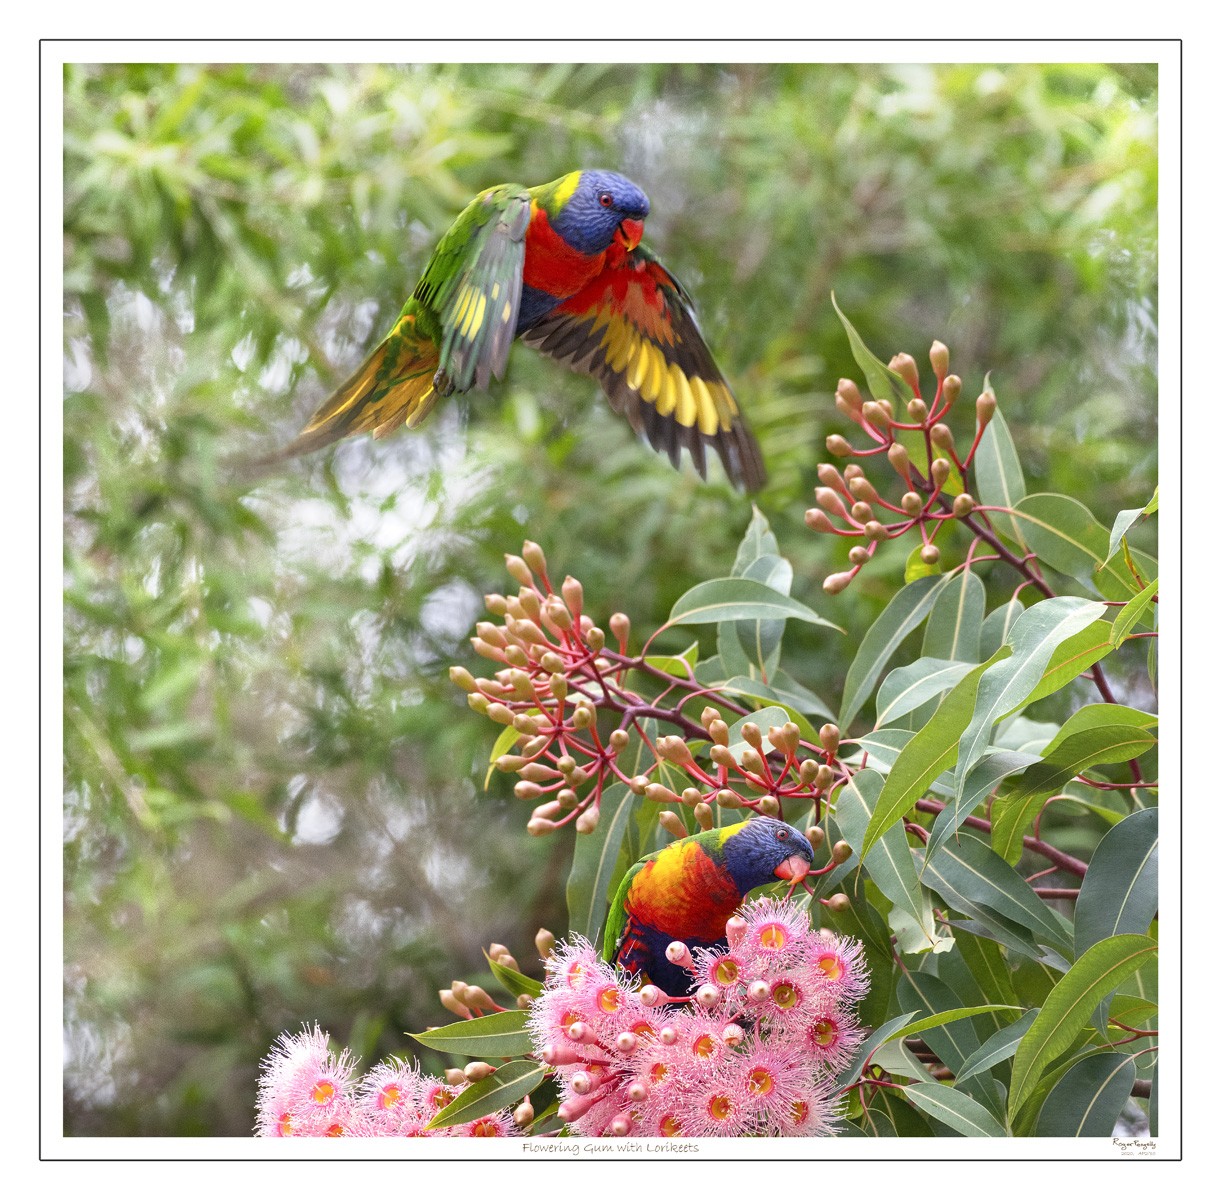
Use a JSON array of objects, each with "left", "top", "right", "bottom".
[
  {"left": 277, "top": 169, "right": 766, "bottom": 490},
  {"left": 603, "top": 816, "right": 814, "bottom": 997}
]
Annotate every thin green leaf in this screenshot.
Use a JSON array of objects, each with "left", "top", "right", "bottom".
[
  {"left": 1108, "top": 576, "right": 1158, "bottom": 646},
  {"left": 485, "top": 951, "right": 543, "bottom": 1000},
  {"left": 886, "top": 1005, "right": 1024, "bottom": 1044},
  {"left": 927, "top": 750, "right": 1041, "bottom": 859},
  {"left": 903, "top": 1083, "right": 1008, "bottom": 1136},
  {"left": 643, "top": 641, "right": 699, "bottom": 678},
  {"left": 973, "top": 402, "right": 1027, "bottom": 548},
  {"left": 426, "top": 1059, "right": 546, "bottom": 1130},
  {"left": 837, "top": 1011, "right": 919, "bottom": 1087},
  {"left": 831, "top": 292, "right": 915, "bottom": 405},
  {"left": 566, "top": 782, "right": 638, "bottom": 945},
  {"left": 922, "top": 568, "right": 985, "bottom": 664},
  {"left": 955, "top": 596, "right": 1107, "bottom": 788},
  {"left": 861, "top": 650, "right": 1008, "bottom": 859},
  {"left": 667, "top": 577, "right": 840, "bottom": 630},
  {"left": 955, "top": 1010, "right": 1039, "bottom": 1083},
  {"left": 410, "top": 1010, "right": 533, "bottom": 1059},
  {"left": 875, "top": 658, "right": 976, "bottom": 728},
  {"left": 839, "top": 575, "right": 944, "bottom": 728},
  {"left": 1008, "top": 934, "right": 1157, "bottom": 1118}
]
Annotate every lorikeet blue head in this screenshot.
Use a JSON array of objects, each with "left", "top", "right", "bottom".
[
  {"left": 549, "top": 169, "right": 651, "bottom": 255},
  {"left": 721, "top": 816, "right": 815, "bottom": 894}
]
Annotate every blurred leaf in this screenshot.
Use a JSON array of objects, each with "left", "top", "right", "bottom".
[
  {"left": 567, "top": 782, "right": 639, "bottom": 946},
  {"left": 973, "top": 403, "right": 1027, "bottom": 548},
  {"left": 831, "top": 293, "right": 915, "bottom": 406},
  {"left": 666, "top": 577, "right": 840, "bottom": 630},
  {"left": 485, "top": 951, "right": 543, "bottom": 1001},
  {"left": 922, "top": 567, "right": 985, "bottom": 664}
]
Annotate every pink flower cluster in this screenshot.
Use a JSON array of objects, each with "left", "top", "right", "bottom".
[
  {"left": 255, "top": 1024, "right": 517, "bottom": 1138},
  {"left": 528, "top": 899, "right": 868, "bottom": 1137}
]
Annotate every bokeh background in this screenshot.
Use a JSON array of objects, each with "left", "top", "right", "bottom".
[{"left": 62, "top": 61, "right": 1157, "bottom": 1135}]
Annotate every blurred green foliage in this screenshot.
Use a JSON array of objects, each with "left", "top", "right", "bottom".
[{"left": 62, "top": 61, "right": 1156, "bottom": 1135}]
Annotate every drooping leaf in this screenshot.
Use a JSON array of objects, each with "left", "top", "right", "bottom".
[
  {"left": 1008, "top": 934, "right": 1157, "bottom": 1118},
  {"left": 1032, "top": 1051, "right": 1137, "bottom": 1137},
  {"left": 1108, "top": 577, "right": 1158, "bottom": 646},
  {"left": 836, "top": 1011, "right": 919, "bottom": 1088},
  {"left": 1074, "top": 808, "right": 1159, "bottom": 957},
  {"left": 485, "top": 951, "right": 543, "bottom": 1000},
  {"left": 717, "top": 675, "right": 831, "bottom": 726},
  {"left": 926, "top": 750, "right": 1042, "bottom": 859},
  {"left": 1020, "top": 620, "right": 1116, "bottom": 707}
]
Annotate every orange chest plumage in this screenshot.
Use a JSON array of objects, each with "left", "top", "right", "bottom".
[
  {"left": 625, "top": 841, "right": 741, "bottom": 942},
  {"left": 522, "top": 203, "right": 622, "bottom": 298}
]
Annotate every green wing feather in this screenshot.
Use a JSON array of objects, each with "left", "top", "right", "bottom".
[{"left": 414, "top": 184, "right": 531, "bottom": 394}]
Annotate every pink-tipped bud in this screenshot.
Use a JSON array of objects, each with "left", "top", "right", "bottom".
[
  {"left": 748, "top": 980, "right": 770, "bottom": 1002},
  {"left": 722, "top": 1023, "right": 746, "bottom": 1047},
  {"left": 518, "top": 589, "right": 542, "bottom": 622},
  {"left": 716, "top": 789, "right": 744, "bottom": 809},
  {"left": 696, "top": 984, "right": 720, "bottom": 1008},
  {"left": 658, "top": 811, "right": 688, "bottom": 840},
  {"left": 575, "top": 806, "right": 600, "bottom": 835},
  {"left": 804, "top": 507, "right": 837, "bottom": 533},
  {"left": 929, "top": 340, "right": 950, "bottom": 378},
  {"left": 656, "top": 735, "right": 694, "bottom": 765},
  {"left": 646, "top": 783, "right": 682, "bottom": 806},
  {"left": 828, "top": 893, "right": 852, "bottom": 912},
  {"left": 658, "top": 1025, "right": 678, "bottom": 1045},
  {"left": 526, "top": 817, "right": 552, "bottom": 837},
  {"left": 610, "top": 1114, "right": 634, "bottom": 1136},
  {"left": 532, "top": 800, "right": 562, "bottom": 822},
  {"left": 825, "top": 434, "right": 853, "bottom": 457},
  {"left": 521, "top": 541, "right": 547, "bottom": 578},
  {"left": 816, "top": 462, "right": 846, "bottom": 491},
  {"left": 889, "top": 352, "right": 920, "bottom": 391},
  {"left": 666, "top": 941, "right": 695, "bottom": 970},
  {"left": 823, "top": 571, "right": 854, "bottom": 596},
  {"left": 725, "top": 915, "right": 748, "bottom": 949},
  {"left": 627, "top": 1080, "right": 649, "bottom": 1102},
  {"left": 571, "top": 1070, "right": 594, "bottom": 1096},
  {"left": 628, "top": 774, "right": 649, "bottom": 795},
  {"left": 565, "top": 1021, "right": 594, "bottom": 1043},
  {"left": 861, "top": 401, "right": 890, "bottom": 430},
  {"left": 639, "top": 985, "right": 666, "bottom": 1007},
  {"left": 837, "top": 378, "right": 863, "bottom": 410},
  {"left": 708, "top": 719, "right": 729, "bottom": 746},
  {"left": 543, "top": 597, "right": 573, "bottom": 633},
  {"left": 609, "top": 612, "right": 630, "bottom": 645},
  {"left": 680, "top": 787, "right": 703, "bottom": 807},
  {"left": 541, "top": 1040, "right": 595, "bottom": 1067},
  {"left": 864, "top": 519, "right": 888, "bottom": 540},
  {"left": 558, "top": 1092, "right": 601, "bottom": 1122},
  {"left": 485, "top": 702, "right": 515, "bottom": 726},
  {"left": 504, "top": 554, "right": 534, "bottom": 588},
  {"left": 464, "top": 1061, "right": 494, "bottom": 1082},
  {"left": 616, "top": 1031, "right": 639, "bottom": 1054},
  {"left": 439, "top": 989, "right": 471, "bottom": 1019}
]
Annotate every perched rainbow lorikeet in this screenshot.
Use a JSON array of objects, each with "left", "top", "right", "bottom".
[
  {"left": 277, "top": 169, "right": 766, "bottom": 490},
  {"left": 603, "top": 816, "right": 814, "bottom": 997}
]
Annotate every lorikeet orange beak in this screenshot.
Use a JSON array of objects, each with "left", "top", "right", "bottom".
[
  {"left": 616, "top": 218, "right": 645, "bottom": 251},
  {"left": 773, "top": 854, "right": 811, "bottom": 882}
]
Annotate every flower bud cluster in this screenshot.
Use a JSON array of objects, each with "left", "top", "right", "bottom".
[
  {"left": 527, "top": 900, "right": 868, "bottom": 1138},
  {"left": 806, "top": 341, "right": 997, "bottom": 594},
  {"left": 255, "top": 1024, "right": 518, "bottom": 1138}
]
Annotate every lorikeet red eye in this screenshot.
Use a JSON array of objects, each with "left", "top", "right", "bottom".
[
  {"left": 777, "top": 829, "right": 789, "bottom": 841},
  {"left": 598, "top": 192, "right": 613, "bottom": 207}
]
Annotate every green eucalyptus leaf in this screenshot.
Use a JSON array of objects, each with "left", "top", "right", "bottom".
[
  {"left": 410, "top": 1010, "right": 533, "bottom": 1059},
  {"left": 973, "top": 403, "right": 1027, "bottom": 548},
  {"left": 1032, "top": 1052, "right": 1137, "bottom": 1137},
  {"left": 831, "top": 292, "right": 915, "bottom": 405},
  {"left": 1008, "top": 934, "right": 1157, "bottom": 1119},
  {"left": 667, "top": 577, "right": 840, "bottom": 630},
  {"left": 426, "top": 1059, "right": 546, "bottom": 1130},
  {"left": 1075, "top": 809, "right": 1159, "bottom": 957},
  {"left": 903, "top": 1083, "right": 1007, "bottom": 1137}
]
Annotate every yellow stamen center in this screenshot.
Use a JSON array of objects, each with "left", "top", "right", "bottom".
[
  {"left": 791, "top": 1100, "right": 809, "bottom": 1125},
  {"left": 378, "top": 1084, "right": 401, "bottom": 1109},
  {"left": 651, "top": 1062, "right": 669, "bottom": 1083},
  {"left": 311, "top": 1080, "right": 335, "bottom": 1104},
  {"left": 692, "top": 1034, "right": 716, "bottom": 1058},
  {"left": 707, "top": 1094, "right": 734, "bottom": 1121},
  {"left": 747, "top": 1067, "right": 775, "bottom": 1095},
  {"left": 471, "top": 1119, "right": 501, "bottom": 1137},
  {"left": 713, "top": 958, "right": 740, "bottom": 985},
  {"left": 598, "top": 986, "right": 622, "bottom": 1013},
  {"left": 813, "top": 1019, "right": 838, "bottom": 1047},
  {"left": 660, "top": 1114, "right": 682, "bottom": 1137},
  {"left": 759, "top": 922, "right": 789, "bottom": 949},
  {"left": 817, "top": 954, "right": 843, "bottom": 980},
  {"left": 325, "top": 1123, "right": 344, "bottom": 1137},
  {"left": 772, "top": 982, "right": 800, "bottom": 1009},
  {"left": 277, "top": 1112, "right": 293, "bottom": 1137}
]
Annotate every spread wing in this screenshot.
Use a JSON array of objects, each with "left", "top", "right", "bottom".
[
  {"left": 520, "top": 247, "right": 767, "bottom": 491},
  {"left": 413, "top": 186, "right": 531, "bottom": 394}
]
